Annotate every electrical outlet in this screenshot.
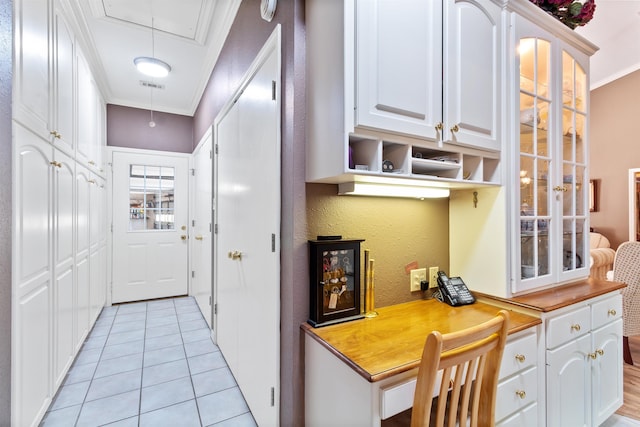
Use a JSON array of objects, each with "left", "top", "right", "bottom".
[
  {"left": 429, "top": 267, "right": 440, "bottom": 288},
  {"left": 410, "top": 268, "right": 427, "bottom": 292}
]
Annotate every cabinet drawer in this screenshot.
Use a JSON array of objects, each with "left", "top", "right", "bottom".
[
  {"left": 500, "top": 332, "right": 537, "bottom": 379},
  {"left": 495, "top": 367, "right": 537, "bottom": 422},
  {"left": 380, "top": 378, "right": 416, "bottom": 420},
  {"left": 546, "top": 305, "right": 590, "bottom": 349},
  {"left": 592, "top": 294, "right": 622, "bottom": 330},
  {"left": 496, "top": 401, "right": 538, "bottom": 427}
]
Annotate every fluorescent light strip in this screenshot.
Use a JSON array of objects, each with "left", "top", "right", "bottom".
[{"left": 338, "top": 182, "right": 450, "bottom": 199}]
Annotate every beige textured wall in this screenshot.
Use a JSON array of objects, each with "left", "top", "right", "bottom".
[
  {"left": 306, "top": 183, "right": 450, "bottom": 308},
  {"left": 590, "top": 69, "right": 640, "bottom": 249}
]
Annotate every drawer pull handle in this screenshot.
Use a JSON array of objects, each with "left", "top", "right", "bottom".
[
  {"left": 514, "top": 354, "right": 526, "bottom": 363},
  {"left": 515, "top": 390, "right": 526, "bottom": 399},
  {"left": 596, "top": 348, "right": 604, "bottom": 356},
  {"left": 571, "top": 324, "right": 581, "bottom": 332},
  {"left": 608, "top": 309, "right": 617, "bottom": 316},
  {"left": 589, "top": 352, "right": 597, "bottom": 360}
]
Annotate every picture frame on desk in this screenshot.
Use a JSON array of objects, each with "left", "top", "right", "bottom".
[{"left": 308, "top": 238, "right": 364, "bottom": 327}]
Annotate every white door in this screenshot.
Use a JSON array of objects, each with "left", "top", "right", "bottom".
[
  {"left": 112, "top": 151, "right": 189, "bottom": 303},
  {"left": 192, "top": 131, "right": 213, "bottom": 328},
  {"left": 216, "top": 28, "right": 280, "bottom": 426}
]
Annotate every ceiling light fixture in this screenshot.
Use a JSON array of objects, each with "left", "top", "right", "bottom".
[
  {"left": 134, "top": 16, "right": 171, "bottom": 78},
  {"left": 338, "top": 182, "right": 450, "bottom": 199},
  {"left": 134, "top": 57, "right": 171, "bottom": 78}
]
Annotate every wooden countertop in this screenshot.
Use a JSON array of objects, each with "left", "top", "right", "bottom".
[
  {"left": 301, "top": 298, "right": 540, "bottom": 382},
  {"left": 492, "top": 278, "right": 626, "bottom": 312}
]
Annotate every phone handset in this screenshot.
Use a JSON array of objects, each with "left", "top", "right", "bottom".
[{"left": 436, "top": 270, "right": 475, "bottom": 306}]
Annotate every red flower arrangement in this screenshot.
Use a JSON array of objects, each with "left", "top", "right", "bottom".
[{"left": 530, "top": 0, "right": 596, "bottom": 29}]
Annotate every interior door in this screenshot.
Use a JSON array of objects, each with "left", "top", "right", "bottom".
[
  {"left": 215, "top": 28, "right": 280, "bottom": 427},
  {"left": 192, "top": 131, "right": 213, "bottom": 328},
  {"left": 111, "top": 151, "right": 189, "bottom": 303}
]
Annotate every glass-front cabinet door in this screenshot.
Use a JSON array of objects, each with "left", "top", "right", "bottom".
[{"left": 514, "top": 17, "right": 589, "bottom": 294}]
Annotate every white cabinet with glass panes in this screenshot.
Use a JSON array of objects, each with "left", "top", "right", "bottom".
[{"left": 510, "top": 9, "right": 596, "bottom": 294}]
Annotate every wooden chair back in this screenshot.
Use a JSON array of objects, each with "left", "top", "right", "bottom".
[{"left": 411, "top": 310, "right": 510, "bottom": 427}]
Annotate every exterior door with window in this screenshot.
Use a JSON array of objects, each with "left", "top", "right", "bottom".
[{"left": 112, "top": 151, "right": 189, "bottom": 303}]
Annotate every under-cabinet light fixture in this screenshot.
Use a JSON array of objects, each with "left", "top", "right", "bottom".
[{"left": 338, "top": 182, "right": 450, "bottom": 199}]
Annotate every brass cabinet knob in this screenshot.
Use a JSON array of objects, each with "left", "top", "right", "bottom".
[
  {"left": 608, "top": 309, "right": 617, "bottom": 316},
  {"left": 570, "top": 324, "right": 581, "bottom": 332},
  {"left": 195, "top": 235, "right": 204, "bottom": 241},
  {"left": 450, "top": 124, "right": 459, "bottom": 133},
  {"left": 589, "top": 352, "right": 597, "bottom": 360},
  {"left": 553, "top": 185, "right": 568, "bottom": 192},
  {"left": 181, "top": 235, "right": 187, "bottom": 241},
  {"left": 515, "top": 354, "right": 526, "bottom": 363},
  {"left": 515, "top": 390, "right": 526, "bottom": 399},
  {"left": 49, "top": 130, "right": 61, "bottom": 139},
  {"left": 435, "top": 122, "right": 443, "bottom": 131},
  {"left": 596, "top": 348, "right": 604, "bottom": 356},
  {"left": 49, "top": 161, "right": 61, "bottom": 168},
  {"left": 228, "top": 250, "right": 242, "bottom": 260},
  {"left": 89, "top": 160, "right": 96, "bottom": 166}
]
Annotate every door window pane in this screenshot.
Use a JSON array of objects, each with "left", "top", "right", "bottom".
[{"left": 129, "top": 164, "right": 175, "bottom": 231}]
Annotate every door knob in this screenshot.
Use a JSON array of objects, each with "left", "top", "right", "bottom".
[
  {"left": 228, "top": 250, "right": 242, "bottom": 260},
  {"left": 181, "top": 235, "right": 187, "bottom": 241},
  {"left": 195, "top": 235, "right": 204, "bottom": 241}
]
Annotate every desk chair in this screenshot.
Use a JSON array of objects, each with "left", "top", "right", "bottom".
[
  {"left": 612, "top": 241, "right": 640, "bottom": 365},
  {"left": 411, "top": 310, "right": 510, "bottom": 427}
]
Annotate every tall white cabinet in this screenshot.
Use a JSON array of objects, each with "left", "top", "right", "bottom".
[{"left": 12, "top": 0, "right": 107, "bottom": 425}]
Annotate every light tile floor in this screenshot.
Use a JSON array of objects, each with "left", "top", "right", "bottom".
[{"left": 40, "top": 297, "right": 257, "bottom": 427}]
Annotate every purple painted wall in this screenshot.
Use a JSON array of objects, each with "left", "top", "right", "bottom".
[
  {"left": 0, "top": 0, "right": 11, "bottom": 421},
  {"left": 193, "top": 1, "right": 307, "bottom": 425},
  {"left": 107, "top": 104, "right": 194, "bottom": 153}
]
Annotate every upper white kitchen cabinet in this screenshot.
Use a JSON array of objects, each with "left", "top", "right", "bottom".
[
  {"left": 306, "top": 0, "right": 503, "bottom": 186},
  {"left": 356, "top": 0, "right": 501, "bottom": 151},
  {"left": 14, "top": 0, "right": 76, "bottom": 153}
]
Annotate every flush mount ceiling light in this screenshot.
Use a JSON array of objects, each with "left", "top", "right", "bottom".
[
  {"left": 134, "top": 57, "right": 171, "bottom": 78},
  {"left": 338, "top": 182, "right": 450, "bottom": 199},
  {"left": 134, "top": 16, "right": 170, "bottom": 78}
]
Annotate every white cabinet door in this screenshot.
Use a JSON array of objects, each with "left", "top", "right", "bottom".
[
  {"left": 546, "top": 333, "right": 591, "bottom": 427},
  {"left": 75, "top": 165, "right": 92, "bottom": 346},
  {"left": 443, "top": 0, "right": 501, "bottom": 151},
  {"left": 76, "top": 51, "right": 95, "bottom": 168},
  {"left": 591, "top": 319, "right": 623, "bottom": 426},
  {"left": 52, "top": 4, "right": 74, "bottom": 156},
  {"left": 13, "top": 0, "right": 51, "bottom": 140},
  {"left": 13, "top": 123, "right": 53, "bottom": 427},
  {"left": 355, "top": 0, "right": 442, "bottom": 139},
  {"left": 52, "top": 149, "right": 75, "bottom": 387}
]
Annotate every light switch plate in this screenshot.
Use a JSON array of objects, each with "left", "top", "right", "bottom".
[{"left": 410, "top": 268, "right": 427, "bottom": 292}]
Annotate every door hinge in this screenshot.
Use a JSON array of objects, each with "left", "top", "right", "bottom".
[
  {"left": 214, "top": 303, "right": 218, "bottom": 314},
  {"left": 215, "top": 144, "right": 219, "bottom": 154},
  {"left": 110, "top": 223, "right": 113, "bottom": 233},
  {"left": 192, "top": 219, "right": 196, "bottom": 227},
  {"left": 209, "top": 296, "right": 212, "bottom": 306},
  {"left": 270, "top": 387, "right": 275, "bottom": 406},
  {"left": 214, "top": 224, "right": 218, "bottom": 234},
  {"left": 209, "top": 150, "right": 212, "bottom": 159},
  {"left": 191, "top": 271, "right": 195, "bottom": 278},
  {"left": 209, "top": 223, "right": 212, "bottom": 233},
  {"left": 191, "top": 168, "right": 195, "bottom": 176},
  {"left": 271, "top": 233, "right": 276, "bottom": 252},
  {"left": 272, "top": 80, "right": 277, "bottom": 101}
]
